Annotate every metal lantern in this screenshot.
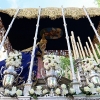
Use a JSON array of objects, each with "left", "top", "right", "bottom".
[
  {"left": 2, "top": 66, "right": 17, "bottom": 87},
  {"left": 41, "top": 67, "right": 63, "bottom": 89}
]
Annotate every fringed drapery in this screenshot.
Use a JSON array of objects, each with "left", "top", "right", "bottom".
[{"left": 0, "top": 7, "right": 100, "bottom": 20}]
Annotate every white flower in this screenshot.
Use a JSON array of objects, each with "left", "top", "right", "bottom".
[
  {"left": 84, "top": 86, "right": 91, "bottom": 92},
  {"left": 10, "top": 91, "right": 16, "bottom": 96},
  {"left": 88, "top": 83, "right": 94, "bottom": 88},
  {"left": 96, "top": 87, "right": 100, "bottom": 93},
  {"left": 11, "top": 86, "right": 17, "bottom": 94},
  {"left": 62, "top": 89, "right": 68, "bottom": 95},
  {"left": 90, "top": 65, "right": 94, "bottom": 69},
  {"left": 94, "top": 67, "right": 98, "bottom": 70},
  {"left": 87, "top": 67, "right": 91, "bottom": 72},
  {"left": 29, "top": 89, "right": 34, "bottom": 94},
  {"left": 35, "top": 90, "right": 42, "bottom": 95},
  {"left": 43, "top": 89, "right": 48, "bottom": 94},
  {"left": 44, "top": 64, "right": 49, "bottom": 70},
  {"left": 84, "top": 68, "right": 87, "bottom": 72},
  {"left": 16, "top": 89, "right": 22, "bottom": 96},
  {"left": 61, "top": 84, "right": 66, "bottom": 89},
  {"left": 69, "top": 88, "right": 75, "bottom": 94},
  {"left": 36, "top": 86, "right": 42, "bottom": 90},
  {"left": 4, "top": 89, "right": 10, "bottom": 95},
  {"left": 55, "top": 88, "right": 61, "bottom": 95},
  {"left": 43, "top": 55, "right": 48, "bottom": 59},
  {"left": 43, "top": 59, "right": 49, "bottom": 63},
  {"left": 55, "top": 65, "right": 59, "bottom": 70},
  {"left": 9, "top": 52, "right": 13, "bottom": 57},
  {"left": 6, "top": 50, "right": 22, "bottom": 68}
]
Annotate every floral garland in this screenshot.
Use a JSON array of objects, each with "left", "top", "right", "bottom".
[
  {"left": 80, "top": 82, "right": 100, "bottom": 95},
  {"left": 2, "top": 86, "right": 22, "bottom": 97},
  {"left": 29, "top": 84, "right": 75, "bottom": 99},
  {"left": 6, "top": 50, "right": 22, "bottom": 68}
]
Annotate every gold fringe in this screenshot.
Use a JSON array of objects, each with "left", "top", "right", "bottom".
[{"left": 0, "top": 7, "right": 100, "bottom": 19}]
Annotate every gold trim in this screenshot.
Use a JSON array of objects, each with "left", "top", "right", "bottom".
[{"left": 0, "top": 7, "right": 100, "bottom": 19}]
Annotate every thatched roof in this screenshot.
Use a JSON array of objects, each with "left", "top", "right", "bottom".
[{"left": 0, "top": 7, "right": 100, "bottom": 19}]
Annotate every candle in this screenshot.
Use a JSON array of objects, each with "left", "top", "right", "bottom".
[
  {"left": 71, "top": 31, "right": 79, "bottom": 59},
  {"left": 70, "top": 36, "right": 76, "bottom": 60},
  {"left": 86, "top": 42, "right": 93, "bottom": 58},
  {"left": 84, "top": 46, "right": 89, "bottom": 57},
  {"left": 77, "top": 42, "right": 83, "bottom": 59},
  {"left": 77, "top": 36, "right": 85, "bottom": 59},
  {"left": 95, "top": 43, "right": 100, "bottom": 55},
  {"left": 88, "top": 37, "right": 99, "bottom": 63}
]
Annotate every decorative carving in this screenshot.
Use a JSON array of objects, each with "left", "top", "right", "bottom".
[{"left": 0, "top": 17, "right": 13, "bottom": 54}]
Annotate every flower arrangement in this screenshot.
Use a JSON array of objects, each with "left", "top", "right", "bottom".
[
  {"left": 80, "top": 82, "right": 100, "bottom": 95},
  {"left": 28, "top": 84, "right": 76, "bottom": 99},
  {"left": 2, "top": 86, "right": 23, "bottom": 97},
  {"left": 29, "top": 85, "right": 49, "bottom": 99},
  {"left": 43, "top": 55, "right": 60, "bottom": 70},
  {"left": 6, "top": 50, "right": 22, "bottom": 68},
  {"left": 81, "top": 57, "right": 99, "bottom": 72}
]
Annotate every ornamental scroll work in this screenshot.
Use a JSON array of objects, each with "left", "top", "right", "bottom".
[{"left": 1, "top": 8, "right": 100, "bottom": 19}]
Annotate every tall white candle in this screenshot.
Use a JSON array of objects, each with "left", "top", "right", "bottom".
[
  {"left": 88, "top": 37, "right": 99, "bottom": 63},
  {"left": 95, "top": 43, "right": 100, "bottom": 55},
  {"left": 77, "top": 42, "right": 83, "bottom": 59},
  {"left": 77, "top": 36, "right": 85, "bottom": 59},
  {"left": 84, "top": 46, "right": 89, "bottom": 57},
  {"left": 86, "top": 42, "right": 93, "bottom": 58},
  {"left": 70, "top": 36, "right": 76, "bottom": 60},
  {"left": 71, "top": 31, "right": 79, "bottom": 59}
]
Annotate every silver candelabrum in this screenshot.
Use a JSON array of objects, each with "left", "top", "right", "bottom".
[
  {"left": 1, "top": 65, "right": 23, "bottom": 88},
  {"left": 85, "top": 69, "right": 100, "bottom": 85},
  {"left": 41, "top": 67, "right": 63, "bottom": 95}
]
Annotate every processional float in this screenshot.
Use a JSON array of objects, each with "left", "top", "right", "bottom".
[{"left": 1, "top": 6, "right": 100, "bottom": 100}]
